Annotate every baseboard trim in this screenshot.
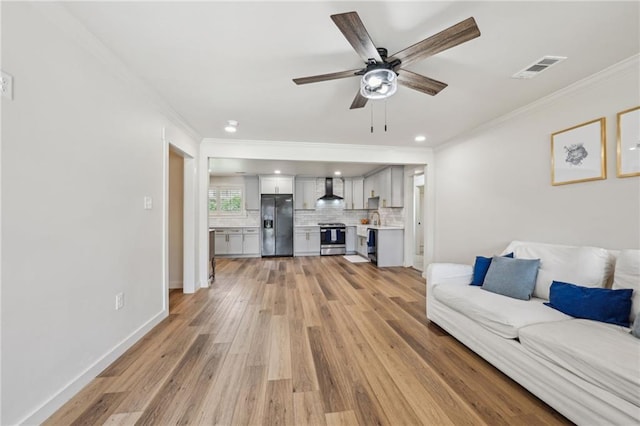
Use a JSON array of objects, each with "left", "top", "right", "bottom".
[
  {"left": 19, "top": 309, "right": 168, "bottom": 425},
  {"left": 169, "top": 280, "right": 183, "bottom": 289}
]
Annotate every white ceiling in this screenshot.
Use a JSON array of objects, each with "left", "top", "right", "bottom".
[{"left": 62, "top": 1, "right": 639, "bottom": 149}]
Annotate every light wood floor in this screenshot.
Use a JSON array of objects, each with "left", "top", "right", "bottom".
[{"left": 45, "top": 256, "right": 571, "bottom": 425}]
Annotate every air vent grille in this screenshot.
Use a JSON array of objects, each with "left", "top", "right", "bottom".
[{"left": 512, "top": 55, "right": 567, "bottom": 79}]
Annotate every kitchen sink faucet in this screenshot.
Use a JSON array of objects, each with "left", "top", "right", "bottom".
[{"left": 371, "top": 211, "right": 381, "bottom": 226}]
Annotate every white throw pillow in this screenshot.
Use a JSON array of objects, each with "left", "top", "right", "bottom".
[
  {"left": 612, "top": 249, "right": 640, "bottom": 323},
  {"left": 503, "top": 241, "right": 614, "bottom": 300}
]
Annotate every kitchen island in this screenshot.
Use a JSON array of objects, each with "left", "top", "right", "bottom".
[{"left": 357, "top": 225, "right": 404, "bottom": 267}]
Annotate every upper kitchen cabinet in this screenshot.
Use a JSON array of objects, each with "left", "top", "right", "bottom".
[
  {"left": 390, "top": 166, "right": 404, "bottom": 207},
  {"left": 364, "top": 166, "right": 404, "bottom": 207},
  {"left": 260, "top": 175, "right": 294, "bottom": 194},
  {"left": 343, "top": 177, "right": 364, "bottom": 210},
  {"left": 294, "top": 178, "right": 316, "bottom": 210},
  {"left": 244, "top": 176, "right": 260, "bottom": 210}
]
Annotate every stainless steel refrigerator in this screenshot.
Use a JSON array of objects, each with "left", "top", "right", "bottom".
[{"left": 261, "top": 194, "right": 294, "bottom": 257}]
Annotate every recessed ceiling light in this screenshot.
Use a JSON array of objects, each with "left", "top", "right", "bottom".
[
  {"left": 224, "top": 120, "right": 238, "bottom": 133},
  {"left": 414, "top": 135, "right": 426, "bottom": 142},
  {"left": 334, "top": 171, "right": 341, "bottom": 176},
  {"left": 274, "top": 170, "right": 281, "bottom": 174}
]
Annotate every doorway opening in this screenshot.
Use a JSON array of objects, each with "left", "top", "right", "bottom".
[
  {"left": 168, "top": 148, "right": 185, "bottom": 308},
  {"left": 413, "top": 173, "right": 425, "bottom": 272}
]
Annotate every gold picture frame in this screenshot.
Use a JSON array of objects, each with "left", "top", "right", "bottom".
[
  {"left": 551, "top": 117, "right": 606, "bottom": 186},
  {"left": 616, "top": 106, "right": 640, "bottom": 178}
]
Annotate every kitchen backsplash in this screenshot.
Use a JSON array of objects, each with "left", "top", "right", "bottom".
[
  {"left": 295, "top": 207, "right": 404, "bottom": 227},
  {"left": 210, "top": 207, "right": 404, "bottom": 228},
  {"left": 209, "top": 210, "right": 261, "bottom": 228}
]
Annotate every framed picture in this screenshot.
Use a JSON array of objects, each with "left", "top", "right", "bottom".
[
  {"left": 616, "top": 106, "right": 640, "bottom": 178},
  {"left": 551, "top": 117, "right": 606, "bottom": 186}
]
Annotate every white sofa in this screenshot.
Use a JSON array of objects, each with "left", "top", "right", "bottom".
[{"left": 426, "top": 241, "right": 640, "bottom": 425}]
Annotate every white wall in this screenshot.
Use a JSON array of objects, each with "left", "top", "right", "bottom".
[
  {"left": 1, "top": 3, "right": 200, "bottom": 424},
  {"left": 169, "top": 150, "right": 184, "bottom": 289},
  {"left": 433, "top": 57, "right": 640, "bottom": 264}
]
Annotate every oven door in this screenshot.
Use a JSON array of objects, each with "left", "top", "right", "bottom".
[{"left": 320, "top": 227, "right": 346, "bottom": 255}]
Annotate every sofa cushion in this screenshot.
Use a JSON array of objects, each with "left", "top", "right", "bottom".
[
  {"left": 519, "top": 319, "right": 640, "bottom": 407},
  {"left": 482, "top": 256, "right": 539, "bottom": 300},
  {"left": 632, "top": 315, "right": 640, "bottom": 339},
  {"left": 503, "top": 241, "right": 614, "bottom": 300},
  {"left": 432, "top": 283, "right": 571, "bottom": 338},
  {"left": 470, "top": 252, "right": 514, "bottom": 286},
  {"left": 612, "top": 249, "right": 640, "bottom": 323},
  {"left": 545, "top": 281, "right": 633, "bottom": 327}
]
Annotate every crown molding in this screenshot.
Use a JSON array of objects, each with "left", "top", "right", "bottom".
[
  {"left": 201, "top": 137, "right": 434, "bottom": 164},
  {"left": 28, "top": 2, "right": 202, "bottom": 143},
  {"left": 435, "top": 53, "right": 640, "bottom": 152}
]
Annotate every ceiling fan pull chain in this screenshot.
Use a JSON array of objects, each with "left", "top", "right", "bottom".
[
  {"left": 385, "top": 99, "right": 388, "bottom": 132},
  {"left": 370, "top": 102, "right": 374, "bottom": 133}
]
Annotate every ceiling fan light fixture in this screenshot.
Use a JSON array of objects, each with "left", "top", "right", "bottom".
[{"left": 360, "top": 68, "right": 397, "bottom": 100}]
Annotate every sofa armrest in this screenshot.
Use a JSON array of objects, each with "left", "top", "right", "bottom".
[{"left": 426, "top": 263, "right": 473, "bottom": 288}]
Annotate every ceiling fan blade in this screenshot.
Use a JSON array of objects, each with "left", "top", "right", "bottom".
[
  {"left": 390, "top": 17, "right": 480, "bottom": 68},
  {"left": 293, "top": 69, "right": 361, "bottom": 85},
  {"left": 331, "top": 12, "right": 382, "bottom": 63},
  {"left": 350, "top": 91, "right": 368, "bottom": 109},
  {"left": 397, "top": 70, "right": 448, "bottom": 96}
]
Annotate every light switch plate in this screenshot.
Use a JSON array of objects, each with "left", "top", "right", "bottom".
[
  {"left": 1, "top": 70, "right": 13, "bottom": 100},
  {"left": 144, "top": 196, "right": 153, "bottom": 210}
]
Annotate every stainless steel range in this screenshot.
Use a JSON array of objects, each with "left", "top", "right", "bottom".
[{"left": 318, "top": 222, "right": 346, "bottom": 255}]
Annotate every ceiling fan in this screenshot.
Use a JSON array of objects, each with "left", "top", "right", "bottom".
[{"left": 293, "top": 11, "right": 481, "bottom": 109}]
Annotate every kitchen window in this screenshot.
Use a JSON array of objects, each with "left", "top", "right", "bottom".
[{"left": 209, "top": 185, "right": 244, "bottom": 215}]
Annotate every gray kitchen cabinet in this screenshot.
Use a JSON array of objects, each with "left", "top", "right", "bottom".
[
  {"left": 346, "top": 226, "right": 357, "bottom": 254},
  {"left": 364, "top": 166, "right": 404, "bottom": 208},
  {"left": 375, "top": 228, "right": 404, "bottom": 267},
  {"left": 357, "top": 234, "right": 368, "bottom": 257},
  {"left": 261, "top": 175, "right": 294, "bottom": 194},
  {"left": 215, "top": 228, "right": 243, "bottom": 255},
  {"left": 294, "top": 226, "right": 320, "bottom": 256},
  {"left": 390, "top": 166, "right": 404, "bottom": 207},
  {"left": 343, "top": 177, "right": 364, "bottom": 210},
  {"left": 242, "top": 228, "right": 260, "bottom": 255},
  {"left": 244, "top": 176, "right": 260, "bottom": 210},
  {"left": 294, "top": 178, "right": 316, "bottom": 210}
]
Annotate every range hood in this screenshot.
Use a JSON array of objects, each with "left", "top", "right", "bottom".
[{"left": 317, "top": 177, "right": 343, "bottom": 201}]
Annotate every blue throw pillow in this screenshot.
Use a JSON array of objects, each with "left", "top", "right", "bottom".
[
  {"left": 470, "top": 252, "right": 514, "bottom": 286},
  {"left": 482, "top": 256, "right": 540, "bottom": 300},
  {"left": 544, "top": 281, "right": 633, "bottom": 327}
]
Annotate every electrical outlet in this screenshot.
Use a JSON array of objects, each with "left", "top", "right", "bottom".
[
  {"left": 143, "top": 196, "right": 153, "bottom": 210},
  {"left": 1, "top": 70, "right": 13, "bottom": 100},
  {"left": 115, "top": 292, "right": 124, "bottom": 310}
]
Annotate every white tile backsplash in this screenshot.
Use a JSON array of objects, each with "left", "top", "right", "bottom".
[
  {"left": 294, "top": 207, "right": 404, "bottom": 227},
  {"left": 209, "top": 210, "right": 260, "bottom": 228},
  {"left": 210, "top": 201, "right": 404, "bottom": 228}
]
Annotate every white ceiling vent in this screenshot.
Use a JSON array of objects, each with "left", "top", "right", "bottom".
[{"left": 512, "top": 56, "right": 567, "bottom": 79}]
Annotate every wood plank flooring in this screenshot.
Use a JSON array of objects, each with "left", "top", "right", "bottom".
[{"left": 45, "top": 256, "right": 572, "bottom": 425}]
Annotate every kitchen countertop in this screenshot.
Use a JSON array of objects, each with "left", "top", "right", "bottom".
[
  {"left": 210, "top": 225, "right": 259, "bottom": 229},
  {"left": 366, "top": 225, "right": 404, "bottom": 230}
]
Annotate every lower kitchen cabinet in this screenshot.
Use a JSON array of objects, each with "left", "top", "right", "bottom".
[
  {"left": 346, "top": 226, "right": 356, "bottom": 254},
  {"left": 215, "top": 227, "right": 259, "bottom": 257},
  {"left": 242, "top": 228, "right": 260, "bottom": 255},
  {"left": 374, "top": 228, "right": 404, "bottom": 267},
  {"left": 294, "top": 227, "right": 320, "bottom": 256},
  {"left": 356, "top": 234, "right": 368, "bottom": 257}
]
